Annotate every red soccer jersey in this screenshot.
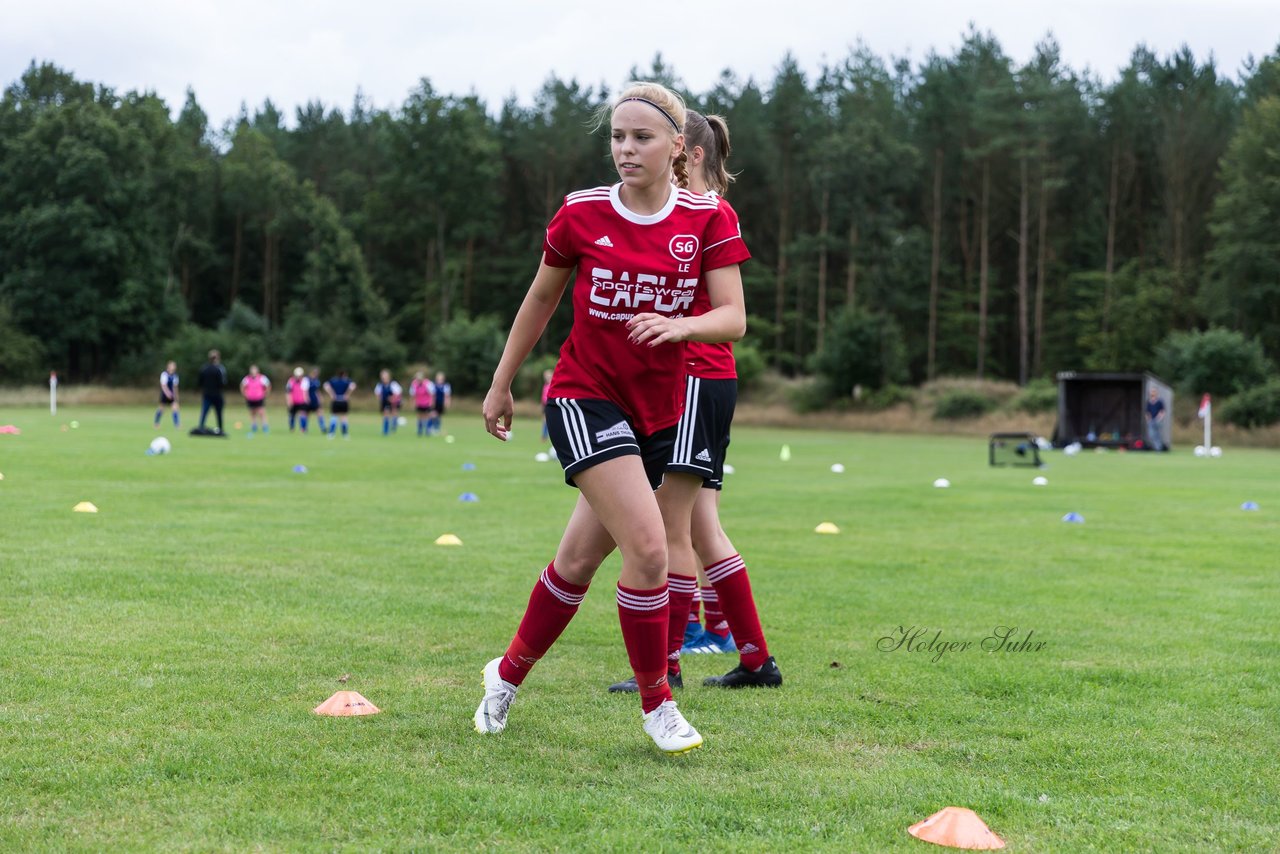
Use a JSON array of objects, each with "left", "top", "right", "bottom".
[
  {"left": 543, "top": 183, "right": 751, "bottom": 434},
  {"left": 685, "top": 194, "right": 744, "bottom": 380}
]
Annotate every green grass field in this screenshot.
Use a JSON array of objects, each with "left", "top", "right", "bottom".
[{"left": 1, "top": 405, "right": 1277, "bottom": 851}]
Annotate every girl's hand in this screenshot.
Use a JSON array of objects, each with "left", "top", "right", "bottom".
[
  {"left": 627, "top": 313, "right": 688, "bottom": 347},
  {"left": 482, "top": 385, "right": 514, "bottom": 441}
]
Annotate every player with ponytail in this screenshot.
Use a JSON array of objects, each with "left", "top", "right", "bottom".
[{"left": 606, "top": 110, "right": 782, "bottom": 695}]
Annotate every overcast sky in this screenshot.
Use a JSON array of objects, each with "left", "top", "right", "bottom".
[{"left": 4, "top": 1, "right": 1278, "bottom": 126}]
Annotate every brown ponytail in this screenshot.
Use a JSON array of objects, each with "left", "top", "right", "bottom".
[
  {"left": 684, "top": 110, "right": 736, "bottom": 195},
  {"left": 706, "top": 114, "right": 734, "bottom": 192}
]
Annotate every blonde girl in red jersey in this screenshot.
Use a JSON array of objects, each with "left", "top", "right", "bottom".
[{"left": 475, "top": 82, "right": 749, "bottom": 754}]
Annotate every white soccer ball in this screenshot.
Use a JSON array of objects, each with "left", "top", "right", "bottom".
[
  {"left": 1032, "top": 476, "right": 1048, "bottom": 486},
  {"left": 722, "top": 463, "right": 734, "bottom": 475},
  {"left": 149, "top": 437, "right": 171, "bottom": 455},
  {"left": 1194, "top": 445, "right": 1208, "bottom": 457},
  {"left": 396, "top": 416, "right": 407, "bottom": 426},
  {"left": 534, "top": 452, "right": 550, "bottom": 462},
  {"left": 830, "top": 463, "right": 845, "bottom": 474},
  {"left": 933, "top": 477, "right": 950, "bottom": 488},
  {"left": 1210, "top": 446, "right": 1223, "bottom": 457}
]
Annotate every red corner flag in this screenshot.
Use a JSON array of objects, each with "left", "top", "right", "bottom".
[{"left": 1198, "top": 394, "right": 1211, "bottom": 419}]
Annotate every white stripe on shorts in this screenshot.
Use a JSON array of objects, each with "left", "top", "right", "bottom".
[
  {"left": 673, "top": 376, "right": 700, "bottom": 465},
  {"left": 555, "top": 398, "right": 592, "bottom": 462}
]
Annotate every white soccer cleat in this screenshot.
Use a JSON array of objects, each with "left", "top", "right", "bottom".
[
  {"left": 474, "top": 657, "right": 517, "bottom": 734},
  {"left": 642, "top": 700, "right": 703, "bottom": 755}
]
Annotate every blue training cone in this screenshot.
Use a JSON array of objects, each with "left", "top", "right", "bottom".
[
  {"left": 462, "top": 463, "right": 476, "bottom": 471},
  {"left": 293, "top": 464, "right": 308, "bottom": 474},
  {"left": 459, "top": 492, "right": 479, "bottom": 503},
  {"left": 1241, "top": 501, "right": 1259, "bottom": 511},
  {"left": 1062, "top": 512, "right": 1084, "bottom": 524}
]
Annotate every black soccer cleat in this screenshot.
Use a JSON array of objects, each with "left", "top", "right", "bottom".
[
  {"left": 703, "top": 656, "right": 783, "bottom": 689},
  {"left": 607, "top": 670, "right": 683, "bottom": 693}
]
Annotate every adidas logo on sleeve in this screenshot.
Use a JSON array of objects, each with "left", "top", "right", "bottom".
[
  {"left": 695, "top": 449, "right": 712, "bottom": 462},
  {"left": 594, "top": 235, "right": 614, "bottom": 247}
]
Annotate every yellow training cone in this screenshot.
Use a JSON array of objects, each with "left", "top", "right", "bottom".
[
  {"left": 908, "top": 806, "right": 1005, "bottom": 849},
  {"left": 814, "top": 522, "right": 840, "bottom": 534},
  {"left": 73, "top": 501, "right": 98, "bottom": 513},
  {"left": 435, "top": 533, "right": 463, "bottom": 546},
  {"left": 314, "top": 690, "right": 381, "bottom": 716},
  {"left": 0, "top": 472, "right": 5, "bottom": 480}
]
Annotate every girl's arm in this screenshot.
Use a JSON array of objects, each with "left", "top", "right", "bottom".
[
  {"left": 483, "top": 262, "right": 574, "bottom": 440},
  {"left": 626, "top": 263, "right": 746, "bottom": 347}
]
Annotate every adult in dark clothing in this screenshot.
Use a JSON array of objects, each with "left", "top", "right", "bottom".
[
  {"left": 198, "top": 350, "right": 228, "bottom": 433},
  {"left": 1145, "top": 387, "right": 1167, "bottom": 451}
]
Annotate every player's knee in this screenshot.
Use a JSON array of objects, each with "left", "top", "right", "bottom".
[
  {"left": 554, "top": 550, "right": 604, "bottom": 584},
  {"left": 621, "top": 537, "right": 667, "bottom": 586}
]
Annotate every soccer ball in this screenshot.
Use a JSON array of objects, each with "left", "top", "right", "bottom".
[{"left": 149, "top": 437, "right": 171, "bottom": 455}]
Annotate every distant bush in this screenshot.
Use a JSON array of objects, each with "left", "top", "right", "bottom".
[
  {"left": 219, "top": 301, "right": 271, "bottom": 336},
  {"left": 278, "top": 309, "right": 327, "bottom": 365},
  {"left": 431, "top": 313, "right": 506, "bottom": 396},
  {"left": 515, "top": 352, "right": 558, "bottom": 402},
  {"left": 920, "top": 377, "right": 1021, "bottom": 405},
  {"left": 933, "top": 389, "right": 998, "bottom": 420},
  {"left": 787, "top": 377, "right": 832, "bottom": 413},
  {"left": 1219, "top": 379, "right": 1280, "bottom": 428},
  {"left": 864, "top": 383, "right": 914, "bottom": 410},
  {"left": 0, "top": 300, "right": 46, "bottom": 383},
  {"left": 1010, "top": 378, "right": 1058, "bottom": 414},
  {"left": 733, "top": 341, "right": 767, "bottom": 392},
  {"left": 1154, "top": 327, "right": 1273, "bottom": 397},
  {"left": 809, "top": 307, "right": 908, "bottom": 399},
  {"left": 115, "top": 321, "right": 272, "bottom": 386},
  {"left": 318, "top": 328, "right": 407, "bottom": 381}
]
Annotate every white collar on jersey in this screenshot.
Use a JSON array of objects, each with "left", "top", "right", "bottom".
[{"left": 609, "top": 182, "right": 678, "bottom": 225}]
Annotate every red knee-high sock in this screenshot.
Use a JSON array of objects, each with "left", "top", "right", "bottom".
[
  {"left": 688, "top": 588, "right": 702, "bottom": 627},
  {"left": 705, "top": 553, "right": 770, "bottom": 670},
  {"left": 499, "top": 562, "right": 589, "bottom": 686},
  {"left": 617, "top": 583, "right": 672, "bottom": 714},
  {"left": 665, "top": 574, "right": 697, "bottom": 675},
  {"left": 701, "top": 585, "right": 729, "bottom": 636}
]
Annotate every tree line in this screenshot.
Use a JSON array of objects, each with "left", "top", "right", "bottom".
[{"left": 2, "top": 29, "right": 1279, "bottom": 401}]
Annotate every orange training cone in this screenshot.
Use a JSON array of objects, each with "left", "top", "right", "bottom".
[
  {"left": 314, "top": 690, "right": 381, "bottom": 716},
  {"left": 908, "top": 807, "right": 1005, "bottom": 849}
]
